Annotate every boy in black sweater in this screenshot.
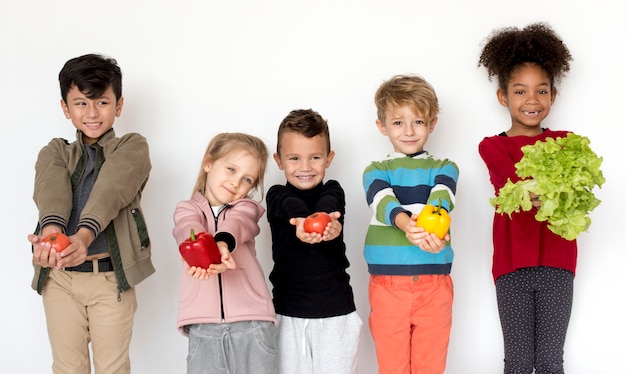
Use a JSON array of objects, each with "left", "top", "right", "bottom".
[{"left": 267, "top": 109, "right": 361, "bottom": 374}]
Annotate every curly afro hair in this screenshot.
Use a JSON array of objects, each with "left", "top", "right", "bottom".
[{"left": 478, "top": 22, "right": 573, "bottom": 90}]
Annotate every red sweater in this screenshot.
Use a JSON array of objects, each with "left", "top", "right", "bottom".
[{"left": 478, "top": 129, "right": 577, "bottom": 282}]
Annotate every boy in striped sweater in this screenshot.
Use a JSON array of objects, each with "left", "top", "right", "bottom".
[{"left": 362, "top": 74, "right": 459, "bottom": 374}]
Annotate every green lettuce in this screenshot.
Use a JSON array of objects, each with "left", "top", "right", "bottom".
[{"left": 490, "top": 133, "right": 605, "bottom": 240}]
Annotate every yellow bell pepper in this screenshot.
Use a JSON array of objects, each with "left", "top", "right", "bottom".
[{"left": 416, "top": 198, "right": 451, "bottom": 239}]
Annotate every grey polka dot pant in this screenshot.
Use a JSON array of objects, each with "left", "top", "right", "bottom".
[{"left": 495, "top": 266, "right": 574, "bottom": 374}]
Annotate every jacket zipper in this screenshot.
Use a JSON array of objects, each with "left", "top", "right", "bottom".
[
  {"left": 218, "top": 274, "right": 225, "bottom": 322},
  {"left": 84, "top": 142, "right": 124, "bottom": 302},
  {"left": 213, "top": 207, "right": 227, "bottom": 323},
  {"left": 92, "top": 144, "right": 123, "bottom": 300}
]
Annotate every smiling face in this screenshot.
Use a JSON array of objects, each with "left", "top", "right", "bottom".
[
  {"left": 376, "top": 104, "right": 437, "bottom": 155},
  {"left": 61, "top": 85, "right": 123, "bottom": 144},
  {"left": 203, "top": 149, "right": 261, "bottom": 206},
  {"left": 498, "top": 62, "right": 557, "bottom": 136},
  {"left": 273, "top": 131, "right": 334, "bottom": 190}
]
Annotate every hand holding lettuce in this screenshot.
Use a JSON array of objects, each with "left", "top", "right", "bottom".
[{"left": 490, "top": 133, "right": 605, "bottom": 240}]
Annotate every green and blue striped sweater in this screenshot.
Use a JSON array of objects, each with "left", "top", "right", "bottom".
[{"left": 363, "top": 151, "right": 459, "bottom": 275}]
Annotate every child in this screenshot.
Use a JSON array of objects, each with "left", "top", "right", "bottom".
[
  {"left": 478, "top": 23, "right": 576, "bottom": 373},
  {"left": 172, "top": 132, "right": 277, "bottom": 374},
  {"left": 363, "top": 74, "right": 459, "bottom": 374},
  {"left": 267, "top": 109, "right": 362, "bottom": 374},
  {"left": 27, "top": 54, "right": 154, "bottom": 373}
]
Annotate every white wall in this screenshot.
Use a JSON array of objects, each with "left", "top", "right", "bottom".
[{"left": 2, "top": 1, "right": 624, "bottom": 373}]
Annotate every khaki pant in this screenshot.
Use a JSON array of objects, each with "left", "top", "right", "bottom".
[{"left": 42, "top": 267, "right": 137, "bottom": 374}]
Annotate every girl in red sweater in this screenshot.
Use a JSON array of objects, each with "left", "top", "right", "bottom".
[{"left": 478, "top": 23, "right": 577, "bottom": 374}]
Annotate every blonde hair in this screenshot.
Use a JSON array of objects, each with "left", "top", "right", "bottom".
[
  {"left": 375, "top": 74, "right": 440, "bottom": 123},
  {"left": 192, "top": 133, "right": 269, "bottom": 200}
]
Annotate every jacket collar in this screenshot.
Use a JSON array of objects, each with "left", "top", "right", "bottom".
[{"left": 75, "top": 128, "right": 116, "bottom": 146}]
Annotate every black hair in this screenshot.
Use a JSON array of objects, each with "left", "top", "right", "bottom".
[
  {"left": 59, "top": 54, "right": 122, "bottom": 103},
  {"left": 478, "top": 22, "right": 573, "bottom": 89}
]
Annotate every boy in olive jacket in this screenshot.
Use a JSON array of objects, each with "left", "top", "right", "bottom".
[{"left": 27, "top": 54, "right": 154, "bottom": 374}]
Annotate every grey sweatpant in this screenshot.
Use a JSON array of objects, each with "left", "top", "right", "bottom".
[
  {"left": 276, "top": 311, "right": 362, "bottom": 374},
  {"left": 186, "top": 320, "right": 277, "bottom": 374}
]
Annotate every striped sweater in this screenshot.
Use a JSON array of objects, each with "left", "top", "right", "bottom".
[{"left": 363, "top": 151, "right": 459, "bottom": 275}]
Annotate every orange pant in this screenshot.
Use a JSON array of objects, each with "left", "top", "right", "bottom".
[{"left": 368, "top": 274, "right": 453, "bottom": 374}]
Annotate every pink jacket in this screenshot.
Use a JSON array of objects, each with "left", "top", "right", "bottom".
[{"left": 172, "top": 192, "right": 276, "bottom": 335}]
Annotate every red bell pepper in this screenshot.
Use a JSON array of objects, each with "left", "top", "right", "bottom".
[{"left": 178, "top": 228, "right": 222, "bottom": 268}]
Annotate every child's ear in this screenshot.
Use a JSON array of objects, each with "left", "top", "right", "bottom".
[
  {"left": 375, "top": 119, "right": 387, "bottom": 136},
  {"left": 325, "top": 150, "right": 335, "bottom": 168},
  {"left": 496, "top": 88, "right": 508, "bottom": 107},
  {"left": 273, "top": 153, "right": 285, "bottom": 170},
  {"left": 60, "top": 99, "right": 71, "bottom": 119},
  {"left": 428, "top": 117, "right": 438, "bottom": 133},
  {"left": 115, "top": 96, "right": 124, "bottom": 117},
  {"left": 551, "top": 87, "right": 558, "bottom": 104}
]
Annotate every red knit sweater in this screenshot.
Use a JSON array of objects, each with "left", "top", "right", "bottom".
[{"left": 478, "top": 129, "right": 578, "bottom": 282}]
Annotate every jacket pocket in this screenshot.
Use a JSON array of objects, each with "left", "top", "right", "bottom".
[{"left": 131, "top": 207, "right": 150, "bottom": 251}]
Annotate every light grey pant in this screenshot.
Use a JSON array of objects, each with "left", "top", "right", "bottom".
[
  {"left": 187, "top": 320, "right": 277, "bottom": 374},
  {"left": 276, "top": 311, "right": 362, "bottom": 374}
]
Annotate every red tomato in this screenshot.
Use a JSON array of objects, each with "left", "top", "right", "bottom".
[
  {"left": 303, "top": 212, "right": 332, "bottom": 235},
  {"left": 42, "top": 233, "right": 71, "bottom": 252}
]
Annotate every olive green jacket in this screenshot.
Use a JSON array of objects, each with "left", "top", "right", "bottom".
[{"left": 32, "top": 128, "right": 155, "bottom": 293}]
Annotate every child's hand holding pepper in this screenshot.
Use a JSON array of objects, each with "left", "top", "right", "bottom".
[
  {"left": 186, "top": 242, "right": 236, "bottom": 280},
  {"left": 398, "top": 212, "right": 449, "bottom": 254}
]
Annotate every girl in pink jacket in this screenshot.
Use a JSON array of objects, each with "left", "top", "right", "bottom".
[{"left": 172, "top": 132, "right": 277, "bottom": 374}]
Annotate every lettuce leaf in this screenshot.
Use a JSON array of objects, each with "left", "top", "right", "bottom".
[{"left": 490, "top": 133, "right": 605, "bottom": 240}]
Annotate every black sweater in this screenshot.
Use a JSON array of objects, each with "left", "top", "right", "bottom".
[{"left": 266, "top": 180, "right": 356, "bottom": 318}]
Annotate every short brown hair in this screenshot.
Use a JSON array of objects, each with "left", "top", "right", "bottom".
[{"left": 276, "top": 109, "right": 331, "bottom": 155}]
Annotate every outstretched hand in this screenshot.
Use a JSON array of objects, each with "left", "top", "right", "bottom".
[
  {"left": 290, "top": 211, "right": 342, "bottom": 244},
  {"left": 28, "top": 226, "right": 91, "bottom": 269},
  {"left": 404, "top": 213, "right": 449, "bottom": 254},
  {"left": 186, "top": 242, "right": 236, "bottom": 280}
]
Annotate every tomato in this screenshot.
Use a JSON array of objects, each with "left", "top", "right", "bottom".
[
  {"left": 42, "top": 233, "right": 71, "bottom": 252},
  {"left": 303, "top": 212, "right": 332, "bottom": 235},
  {"left": 416, "top": 199, "right": 451, "bottom": 240}
]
